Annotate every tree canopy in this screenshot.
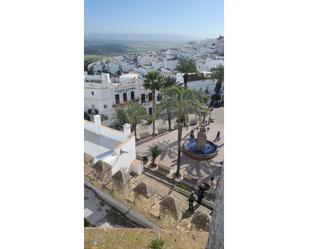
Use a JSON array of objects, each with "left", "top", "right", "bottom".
[
  {"left": 175, "top": 58, "right": 198, "bottom": 75},
  {"left": 144, "top": 71, "right": 164, "bottom": 91}
]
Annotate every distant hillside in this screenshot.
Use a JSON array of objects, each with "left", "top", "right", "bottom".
[
  {"left": 84, "top": 33, "right": 186, "bottom": 56},
  {"left": 85, "top": 33, "right": 191, "bottom": 42}
]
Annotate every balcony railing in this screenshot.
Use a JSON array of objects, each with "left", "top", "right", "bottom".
[{"left": 112, "top": 97, "right": 141, "bottom": 107}]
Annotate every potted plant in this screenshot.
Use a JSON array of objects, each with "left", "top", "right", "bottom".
[{"left": 149, "top": 145, "right": 161, "bottom": 167}]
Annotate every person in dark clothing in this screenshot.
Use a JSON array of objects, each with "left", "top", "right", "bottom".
[
  {"left": 197, "top": 184, "right": 205, "bottom": 204},
  {"left": 214, "top": 131, "right": 220, "bottom": 142},
  {"left": 188, "top": 191, "right": 195, "bottom": 212},
  {"left": 197, "top": 183, "right": 210, "bottom": 204}
]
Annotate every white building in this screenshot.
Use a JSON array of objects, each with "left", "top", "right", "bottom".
[
  {"left": 163, "top": 58, "right": 179, "bottom": 71},
  {"left": 105, "top": 62, "right": 120, "bottom": 75},
  {"left": 151, "top": 61, "right": 164, "bottom": 70},
  {"left": 215, "top": 36, "right": 224, "bottom": 55},
  {"left": 137, "top": 53, "right": 157, "bottom": 66},
  {"left": 204, "top": 56, "right": 224, "bottom": 71},
  {"left": 176, "top": 50, "right": 196, "bottom": 60},
  {"left": 176, "top": 72, "right": 218, "bottom": 98},
  {"left": 84, "top": 115, "right": 141, "bottom": 175},
  {"left": 85, "top": 71, "right": 222, "bottom": 126},
  {"left": 84, "top": 73, "right": 157, "bottom": 125}
]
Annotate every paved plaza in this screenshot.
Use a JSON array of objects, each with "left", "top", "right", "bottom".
[{"left": 136, "top": 107, "right": 224, "bottom": 183}]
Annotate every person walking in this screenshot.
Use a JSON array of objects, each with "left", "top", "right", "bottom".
[
  {"left": 197, "top": 183, "right": 210, "bottom": 204},
  {"left": 210, "top": 176, "right": 215, "bottom": 187},
  {"left": 209, "top": 176, "right": 218, "bottom": 194},
  {"left": 188, "top": 191, "right": 196, "bottom": 212},
  {"left": 214, "top": 131, "right": 220, "bottom": 142},
  {"left": 197, "top": 184, "right": 205, "bottom": 204}
]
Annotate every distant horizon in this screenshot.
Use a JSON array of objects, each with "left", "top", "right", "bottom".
[
  {"left": 85, "top": 0, "right": 223, "bottom": 39},
  {"left": 84, "top": 33, "right": 223, "bottom": 42}
]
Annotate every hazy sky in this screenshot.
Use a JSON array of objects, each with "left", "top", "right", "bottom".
[{"left": 85, "top": 0, "right": 224, "bottom": 39}]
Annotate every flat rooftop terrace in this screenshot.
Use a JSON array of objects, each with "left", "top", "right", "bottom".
[{"left": 84, "top": 129, "right": 121, "bottom": 163}]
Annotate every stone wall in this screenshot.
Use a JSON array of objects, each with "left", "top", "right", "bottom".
[
  {"left": 206, "top": 164, "right": 224, "bottom": 249},
  {"left": 133, "top": 182, "right": 154, "bottom": 213},
  {"left": 159, "top": 196, "right": 182, "bottom": 228},
  {"left": 85, "top": 163, "right": 212, "bottom": 232}
]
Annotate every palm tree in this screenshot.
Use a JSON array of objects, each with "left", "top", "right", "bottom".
[
  {"left": 192, "top": 90, "right": 210, "bottom": 124},
  {"left": 144, "top": 71, "right": 164, "bottom": 136},
  {"left": 115, "top": 102, "right": 147, "bottom": 137},
  {"left": 149, "top": 145, "right": 161, "bottom": 167},
  {"left": 161, "top": 86, "right": 203, "bottom": 177},
  {"left": 207, "top": 65, "right": 224, "bottom": 106},
  {"left": 157, "top": 96, "right": 175, "bottom": 131},
  {"left": 175, "top": 58, "right": 197, "bottom": 89}
]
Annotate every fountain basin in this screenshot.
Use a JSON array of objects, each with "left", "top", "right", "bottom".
[{"left": 183, "top": 138, "right": 218, "bottom": 160}]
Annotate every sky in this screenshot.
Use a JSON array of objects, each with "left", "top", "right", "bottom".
[{"left": 85, "top": 0, "right": 224, "bottom": 39}]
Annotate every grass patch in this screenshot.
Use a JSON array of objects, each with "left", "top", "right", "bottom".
[
  {"left": 150, "top": 237, "right": 164, "bottom": 249},
  {"left": 84, "top": 55, "right": 105, "bottom": 64},
  {"left": 176, "top": 183, "right": 189, "bottom": 191}
]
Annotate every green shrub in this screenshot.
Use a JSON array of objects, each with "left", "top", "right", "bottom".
[
  {"left": 177, "top": 183, "right": 189, "bottom": 191},
  {"left": 150, "top": 237, "right": 164, "bottom": 249}
]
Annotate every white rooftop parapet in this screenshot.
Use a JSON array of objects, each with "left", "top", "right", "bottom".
[
  {"left": 119, "top": 73, "right": 139, "bottom": 83},
  {"left": 123, "top": 123, "right": 131, "bottom": 137},
  {"left": 101, "top": 73, "right": 111, "bottom": 84},
  {"left": 93, "top": 115, "right": 101, "bottom": 135}
]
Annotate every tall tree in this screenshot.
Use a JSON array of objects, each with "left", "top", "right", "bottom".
[
  {"left": 175, "top": 58, "right": 197, "bottom": 88},
  {"left": 157, "top": 96, "right": 176, "bottom": 131},
  {"left": 115, "top": 102, "right": 147, "bottom": 137},
  {"left": 207, "top": 65, "right": 224, "bottom": 106},
  {"left": 192, "top": 90, "right": 210, "bottom": 123},
  {"left": 161, "top": 86, "right": 203, "bottom": 177},
  {"left": 144, "top": 71, "right": 164, "bottom": 136}
]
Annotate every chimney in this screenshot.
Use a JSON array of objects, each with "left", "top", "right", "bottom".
[
  {"left": 123, "top": 123, "right": 131, "bottom": 137},
  {"left": 93, "top": 115, "right": 101, "bottom": 134},
  {"left": 101, "top": 73, "right": 111, "bottom": 84}
]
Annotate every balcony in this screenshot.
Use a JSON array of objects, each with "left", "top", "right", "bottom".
[{"left": 112, "top": 97, "right": 140, "bottom": 107}]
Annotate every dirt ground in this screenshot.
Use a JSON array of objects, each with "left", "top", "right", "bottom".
[{"left": 85, "top": 228, "right": 208, "bottom": 249}]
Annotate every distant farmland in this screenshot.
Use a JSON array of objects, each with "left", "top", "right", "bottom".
[{"left": 84, "top": 39, "right": 182, "bottom": 56}]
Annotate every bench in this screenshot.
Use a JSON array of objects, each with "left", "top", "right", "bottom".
[
  {"left": 183, "top": 174, "right": 199, "bottom": 185},
  {"left": 139, "top": 131, "right": 151, "bottom": 139},
  {"left": 156, "top": 163, "right": 170, "bottom": 176}
]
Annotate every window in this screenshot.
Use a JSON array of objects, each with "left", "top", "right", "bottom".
[
  {"left": 157, "top": 94, "right": 161, "bottom": 102},
  {"left": 91, "top": 91, "right": 94, "bottom": 96},
  {"left": 115, "top": 94, "right": 120, "bottom": 104},
  {"left": 148, "top": 92, "right": 153, "bottom": 101},
  {"left": 141, "top": 94, "right": 145, "bottom": 103},
  {"left": 104, "top": 105, "right": 107, "bottom": 109},
  {"left": 148, "top": 107, "right": 153, "bottom": 116},
  {"left": 123, "top": 92, "right": 127, "bottom": 102},
  {"left": 131, "top": 91, "right": 135, "bottom": 100}
]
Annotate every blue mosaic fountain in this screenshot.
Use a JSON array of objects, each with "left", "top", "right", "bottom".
[{"left": 183, "top": 126, "right": 218, "bottom": 160}]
